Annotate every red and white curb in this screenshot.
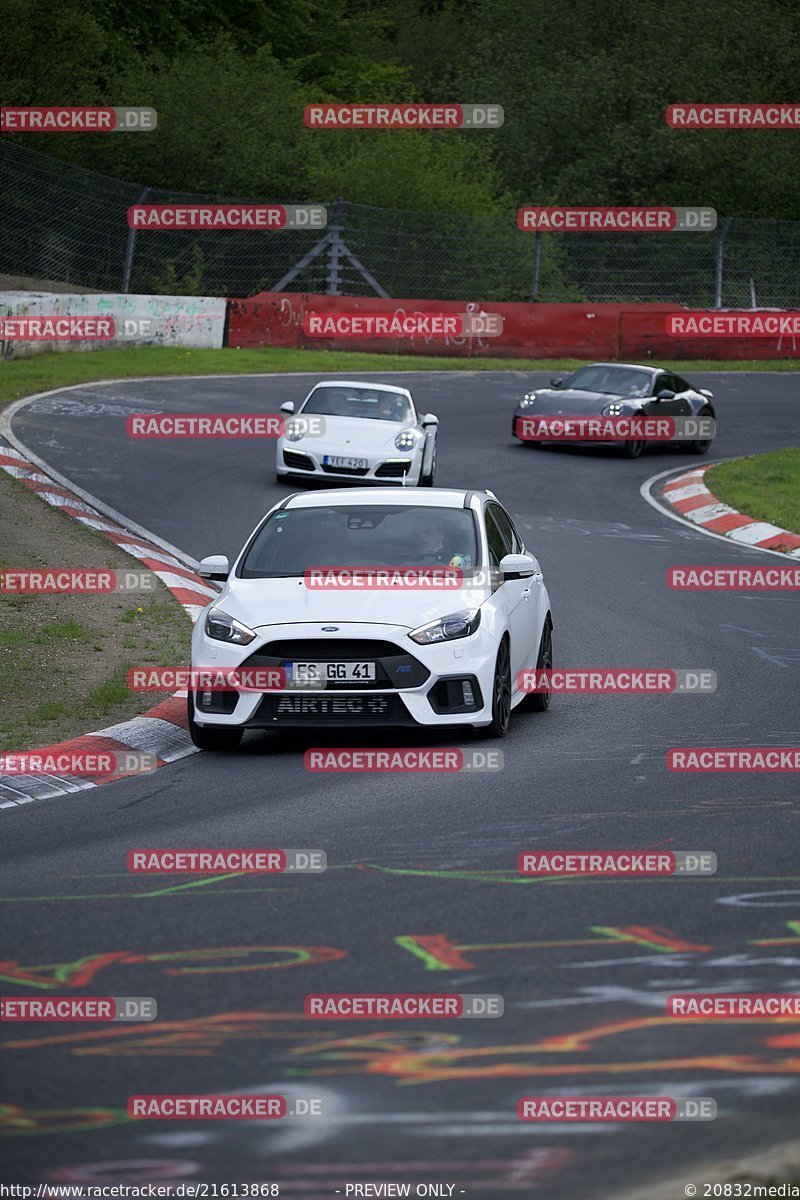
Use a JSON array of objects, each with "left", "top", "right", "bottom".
[
  {"left": 0, "top": 440, "right": 217, "bottom": 808},
  {"left": 658, "top": 464, "right": 800, "bottom": 557}
]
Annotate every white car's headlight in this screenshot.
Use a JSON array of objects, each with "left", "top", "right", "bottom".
[
  {"left": 518, "top": 393, "right": 537, "bottom": 409},
  {"left": 285, "top": 419, "right": 306, "bottom": 442},
  {"left": 204, "top": 608, "right": 256, "bottom": 645},
  {"left": 395, "top": 430, "right": 419, "bottom": 450},
  {"left": 602, "top": 401, "right": 632, "bottom": 416},
  {"left": 409, "top": 608, "right": 481, "bottom": 645}
]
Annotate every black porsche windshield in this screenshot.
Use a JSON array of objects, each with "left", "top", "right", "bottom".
[
  {"left": 239, "top": 505, "right": 479, "bottom": 577},
  {"left": 301, "top": 386, "right": 414, "bottom": 423},
  {"left": 562, "top": 365, "right": 653, "bottom": 398}
]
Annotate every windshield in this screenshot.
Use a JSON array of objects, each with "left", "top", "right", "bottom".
[
  {"left": 562, "top": 365, "right": 653, "bottom": 398},
  {"left": 239, "top": 505, "right": 479, "bottom": 577},
  {"left": 301, "top": 386, "right": 414, "bottom": 423}
]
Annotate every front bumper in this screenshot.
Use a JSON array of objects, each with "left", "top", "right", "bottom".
[
  {"left": 190, "top": 619, "right": 497, "bottom": 729},
  {"left": 276, "top": 438, "right": 420, "bottom": 484}
]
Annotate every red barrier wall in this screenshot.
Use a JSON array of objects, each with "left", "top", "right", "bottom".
[{"left": 227, "top": 292, "right": 800, "bottom": 360}]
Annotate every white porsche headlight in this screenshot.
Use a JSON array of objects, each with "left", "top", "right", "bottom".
[
  {"left": 204, "top": 608, "right": 256, "bottom": 645},
  {"left": 518, "top": 393, "right": 537, "bottom": 409},
  {"left": 285, "top": 419, "right": 306, "bottom": 442},
  {"left": 395, "top": 430, "right": 419, "bottom": 450}
]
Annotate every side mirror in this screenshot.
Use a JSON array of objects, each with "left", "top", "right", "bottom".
[
  {"left": 280, "top": 401, "right": 295, "bottom": 415},
  {"left": 421, "top": 413, "right": 439, "bottom": 427},
  {"left": 655, "top": 389, "right": 676, "bottom": 401},
  {"left": 198, "top": 554, "right": 230, "bottom": 582},
  {"left": 499, "top": 553, "right": 538, "bottom": 580},
  {"left": 698, "top": 387, "right": 714, "bottom": 399},
  {"left": 550, "top": 377, "right": 563, "bottom": 388}
]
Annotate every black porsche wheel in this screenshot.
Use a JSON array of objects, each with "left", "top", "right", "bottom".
[
  {"left": 419, "top": 441, "right": 436, "bottom": 486},
  {"left": 688, "top": 407, "right": 714, "bottom": 454}
]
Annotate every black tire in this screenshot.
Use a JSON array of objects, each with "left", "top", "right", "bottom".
[
  {"left": 187, "top": 693, "right": 243, "bottom": 752},
  {"left": 486, "top": 637, "right": 512, "bottom": 738},
  {"left": 687, "top": 407, "right": 714, "bottom": 454},
  {"left": 419, "top": 440, "right": 436, "bottom": 487},
  {"left": 623, "top": 438, "right": 645, "bottom": 459},
  {"left": 525, "top": 618, "right": 553, "bottom": 712}
]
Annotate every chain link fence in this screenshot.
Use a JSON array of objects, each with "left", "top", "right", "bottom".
[{"left": 2, "top": 138, "right": 800, "bottom": 307}]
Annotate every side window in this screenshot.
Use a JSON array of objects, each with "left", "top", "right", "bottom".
[
  {"left": 488, "top": 504, "right": 523, "bottom": 555},
  {"left": 653, "top": 374, "right": 670, "bottom": 395},
  {"left": 485, "top": 508, "right": 510, "bottom": 567},
  {"left": 672, "top": 375, "right": 689, "bottom": 393}
]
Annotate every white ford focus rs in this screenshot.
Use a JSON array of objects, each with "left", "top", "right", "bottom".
[
  {"left": 189, "top": 488, "right": 553, "bottom": 750},
  {"left": 275, "top": 380, "right": 438, "bottom": 486}
]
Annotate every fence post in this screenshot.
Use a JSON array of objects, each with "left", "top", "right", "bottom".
[
  {"left": 122, "top": 186, "right": 152, "bottom": 294},
  {"left": 530, "top": 231, "right": 542, "bottom": 300},
  {"left": 326, "top": 197, "right": 346, "bottom": 295},
  {"left": 713, "top": 216, "right": 733, "bottom": 308}
]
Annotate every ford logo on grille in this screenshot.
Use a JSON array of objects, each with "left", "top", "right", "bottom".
[{"left": 321, "top": 626, "right": 339, "bottom": 632}]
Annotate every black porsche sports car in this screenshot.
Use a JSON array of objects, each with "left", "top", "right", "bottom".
[{"left": 511, "top": 362, "right": 716, "bottom": 458}]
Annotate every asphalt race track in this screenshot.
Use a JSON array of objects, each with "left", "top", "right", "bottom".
[{"left": 2, "top": 370, "right": 799, "bottom": 1197}]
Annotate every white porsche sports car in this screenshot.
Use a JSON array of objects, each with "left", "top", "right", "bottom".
[
  {"left": 189, "top": 487, "right": 553, "bottom": 749},
  {"left": 275, "top": 380, "right": 438, "bottom": 486}
]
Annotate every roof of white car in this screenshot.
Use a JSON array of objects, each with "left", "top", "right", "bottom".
[
  {"left": 310, "top": 380, "right": 412, "bottom": 395},
  {"left": 587, "top": 362, "right": 659, "bottom": 373},
  {"left": 282, "top": 487, "right": 475, "bottom": 510}
]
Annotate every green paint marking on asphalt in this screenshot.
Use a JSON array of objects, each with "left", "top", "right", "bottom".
[
  {"left": 394, "top": 935, "right": 454, "bottom": 971},
  {"left": 590, "top": 925, "right": 678, "bottom": 954},
  {"left": 135, "top": 872, "right": 250, "bottom": 898}
]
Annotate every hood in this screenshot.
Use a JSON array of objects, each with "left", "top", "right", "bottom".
[
  {"left": 215, "top": 576, "right": 490, "bottom": 633},
  {"left": 517, "top": 388, "right": 635, "bottom": 415},
  {"left": 298, "top": 415, "right": 417, "bottom": 451}
]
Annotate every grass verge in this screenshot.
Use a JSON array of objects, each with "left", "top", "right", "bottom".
[
  {"left": 1, "top": 345, "right": 798, "bottom": 412},
  {"left": 0, "top": 468, "right": 191, "bottom": 751},
  {"left": 705, "top": 447, "right": 800, "bottom": 537}
]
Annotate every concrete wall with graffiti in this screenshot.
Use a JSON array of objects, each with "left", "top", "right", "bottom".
[{"left": 0, "top": 291, "right": 227, "bottom": 359}]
